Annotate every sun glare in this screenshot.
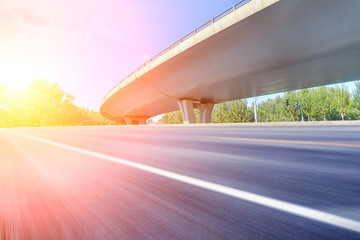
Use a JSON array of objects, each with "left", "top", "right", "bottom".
[
  {"left": 4, "top": 80, "right": 29, "bottom": 92},
  {"left": 0, "top": 63, "right": 41, "bottom": 91}
]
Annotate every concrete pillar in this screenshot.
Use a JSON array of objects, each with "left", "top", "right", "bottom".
[
  {"left": 177, "top": 100, "right": 185, "bottom": 122},
  {"left": 123, "top": 116, "right": 148, "bottom": 125},
  {"left": 200, "top": 103, "right": 214, "bottom": 123},
  {"left": 177, "top": 99, "right": 195, "bottom": 124},
  {"left": 124, "top": 117, "right": 132, "bottom": 125}
]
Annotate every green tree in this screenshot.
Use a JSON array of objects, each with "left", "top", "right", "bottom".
[
  {"left": 257, "top": 96, "right": 289, "bottom": 122},
  {"left": 1, "top": 80, "right": 116, "bottom": 127},
  {"left": 334, "top": 85, "right": 350, "bottom": 121},
  {"left": 284, "top": 91, "right": 302, "bottom": 122},
  {"left": 312, "top": 87, "right": 334, "bottom": 121},
  {"left": 349, "top": 81, "right": 360, "bottom": 120},
  {"left": 212, "top": 100, "right": 253, "bottom": 123},
  {"left": 159, "top": 111, "right": 183, "bottom": 124},
  {"left": 297, "top": 89, "right": 314, "bottom": 121},
  {"left": 257, "top": 98, "right": 277, "bottom": 122}
]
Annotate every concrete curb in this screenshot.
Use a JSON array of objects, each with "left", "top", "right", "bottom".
[
  {"left": 92, "top": 120, "right": 360, "bottom": 128},
  {"left": 144, "top": 121, "right": 360, "bottom": 127},
  {"left": 5, "top": 121, "right": 360, "bottom": 129}
]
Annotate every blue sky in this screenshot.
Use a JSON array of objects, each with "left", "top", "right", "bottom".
[{"left": 1, "top": 0, "right": 241, "bottom": 110}]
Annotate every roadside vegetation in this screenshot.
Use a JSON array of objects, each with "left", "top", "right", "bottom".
[
  {"left": 1, "top": 80, "right": 359, "bottom": 127},
  {"left": 160, "top": 82, "right": 360, "bottom": 124},
  {"left": 0, "top": 80, "right": 116, "bottom": 127}
]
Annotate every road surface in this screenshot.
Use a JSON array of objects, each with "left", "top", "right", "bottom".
[{"left": 1, "top": 125, "right": 360, "bottom": 239}]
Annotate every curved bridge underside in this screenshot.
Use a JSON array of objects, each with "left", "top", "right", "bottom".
[{"left": 100, "top": 0, "right": 360, "bottom": 124}]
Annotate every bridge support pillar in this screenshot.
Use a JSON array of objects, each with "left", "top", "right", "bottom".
[
  {"left": 200, "top": 103, "right": 214, "bottom": 123},
  {"left": 124, "top": 117, "right": 133, "bottom": 125},
  {"left": 124, "top": 116, "right": 148, "bottom": 125},
  {"left": 177, "top": 100, "right": 214, "bottom": 124},
  {"left": 177, "top": 99, "right": 195, "bottom": 124}
]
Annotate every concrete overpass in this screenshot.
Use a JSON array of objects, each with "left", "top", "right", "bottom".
[{"left": 100, "top": 0, "right": 360, "bottom": 124}]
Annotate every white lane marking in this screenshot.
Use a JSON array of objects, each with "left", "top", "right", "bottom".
[{"left": 12, "top": 131, "right": 360, "bottom": 233}]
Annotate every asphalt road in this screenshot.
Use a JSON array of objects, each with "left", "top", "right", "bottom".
[{"left": 1, "top": 125, "right": 360, "bottom": 239}]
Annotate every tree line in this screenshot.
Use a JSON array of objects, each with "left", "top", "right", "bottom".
[
  {"left": 0, "top": 80, "right": 116, "bottom": 127},
  {"left": 160, "top": 82, "right": 360, "bottom": 124},
  {"left": 1, "top": 80, "right": 359, "bottom": 127}
]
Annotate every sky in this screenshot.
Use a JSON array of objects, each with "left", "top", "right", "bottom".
[
  {"left": 0, "top": 0, "right": 243, "bottom": 111},
  {"left": 1, "top": 0, "right": 358, "bottom": 115}
]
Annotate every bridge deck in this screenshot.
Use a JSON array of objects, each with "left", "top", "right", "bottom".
[{"left": 101, "top": 0, "right": 360, "bottom": 122}]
